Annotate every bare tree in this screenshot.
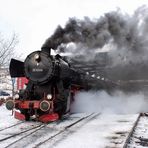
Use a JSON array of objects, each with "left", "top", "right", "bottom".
[
  {"left": 0, "top": 33, "right": 18, "bottom": 67},
  {"left": 0, "top": 33, "right": 18, "bottom": 93}
]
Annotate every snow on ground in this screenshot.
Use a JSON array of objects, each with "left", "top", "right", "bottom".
[
  {"left": 0, "top": 105, "right": 139, "bottom": 148},
  {"left": 0, "top": 105, "right": 19, "bottom": 128},
  {"left": 42, "top": 114, "right": 138, "bottom": 148}
]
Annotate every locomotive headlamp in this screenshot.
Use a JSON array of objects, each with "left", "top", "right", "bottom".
[
  {"left": 34, "top": 54, "right": 40, "bottom": 60},
  {"left": 47, "top": 94, "right": 52, "bottom": 100},
  {"left": 14, "top": 94, "right": 19, "bottom": 99},
  {"left": 40, "top": 100, "right": 50, "bottom": 112},
  {"left": 6, "top": 100, "right": 14, "bottom": 110}
]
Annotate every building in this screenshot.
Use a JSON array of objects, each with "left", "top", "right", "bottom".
[
  {"left": 0, "top": 68, "right": 13, "bottom": 95},
  {"left": 17, "top": 77, "right": 28, "bottom": 90}
]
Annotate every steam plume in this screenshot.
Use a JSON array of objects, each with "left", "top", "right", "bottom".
[
  {"left": 71, "top": 91, "right": 148, "bottom": 114},
  {"left": 42, "top": 5, "right": 148, "bottom": 56},
  {"left": 42, "top": 5, "right": 148, "bottom": 80}
]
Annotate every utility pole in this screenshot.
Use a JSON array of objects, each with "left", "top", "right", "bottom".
[{"left": 11, "top": 78, "right": 15, "bottom": 96}]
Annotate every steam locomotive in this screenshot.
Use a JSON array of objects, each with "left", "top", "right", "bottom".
[
  {"left": 5, "top": 48, "right": 91, "bottom": 122},
  {"left": 5, "top": 47, "right": 117, "bottom": 122}
]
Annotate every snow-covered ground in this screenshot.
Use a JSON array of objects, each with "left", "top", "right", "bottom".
[
  {"left": 0, "top": 105, "right": 140, "bottom": 148},
  {"left": 0, "top": 105, "right": 19, "bottom": 128},
  {"left": 45, "top": 114, "right": 138, "bottom": 148}
]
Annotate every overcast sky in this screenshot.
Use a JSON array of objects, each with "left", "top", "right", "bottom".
[{"left": 0, "top": 0, "right": 148, "bottom": 58}]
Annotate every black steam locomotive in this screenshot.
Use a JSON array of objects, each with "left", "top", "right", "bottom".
[
  {"left": 5, "top": 49, "right": 91, "bottom": 122},
  {"left": 6, "top": 48, "right": 117, "bottom": 122}
]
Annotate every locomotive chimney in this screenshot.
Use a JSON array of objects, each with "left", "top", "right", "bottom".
[{"left": 41, "top": 45, "right": 51, "bottom": 55}]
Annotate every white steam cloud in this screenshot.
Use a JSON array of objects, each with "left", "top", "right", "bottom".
[{"left": 71, "top": 91, "right": 148, "bottom": 114}]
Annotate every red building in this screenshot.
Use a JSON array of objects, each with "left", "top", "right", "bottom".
[{"left": 17, "top": 77, "right": 28, "bottom": 90}]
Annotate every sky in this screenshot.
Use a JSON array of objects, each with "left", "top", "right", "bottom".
[{"left": 0, "top": 0, "right": 148, "bottom": 59}]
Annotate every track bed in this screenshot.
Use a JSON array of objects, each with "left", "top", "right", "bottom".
[
  {"left": 125, "top": 113, "right": 148, "bottom": 148},
  {"left": 0, "top": 112, "right": 100, "bottom": 148},
  {"left": 0, "top": 106, "right": 144, "bottom": 148}
]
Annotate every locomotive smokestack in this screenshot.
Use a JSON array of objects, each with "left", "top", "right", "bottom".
[{"left": 41, "top": 45, "right": 51, "bottom": 55}]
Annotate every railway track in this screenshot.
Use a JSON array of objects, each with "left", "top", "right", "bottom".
[
  {"left": 123, "top": 113, "right": 148, "bottom": 148},
  {"left": 0, "top": 124, "right": 43, "bottom": 143},
  {"left": 2, "top": 113, "right": 146, "bottom": 148},
  {"left": 0, "top": 121, "right": 24, "bottom": 132},
  {"left": 0, "top": 121, "right": 43, "bottom": 147},
  {"left": 5, "top": 124, "right": 46, "bottom": 148},
  {"left": 0, "top": 113, "right": 100, "bottom": 148},
  {"left": 34, "top": 112, "right": 100, "bottom": 148}
]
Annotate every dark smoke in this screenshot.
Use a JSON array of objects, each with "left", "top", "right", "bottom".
[
  {"left": 41, "top": 16, "right": 111, "bottom": 51},
  {"left": 42, "top": 6, "right": 148, "bottom": 53},
  {"left": 42, "top": 5, "right": 148, "bottom": 81}
]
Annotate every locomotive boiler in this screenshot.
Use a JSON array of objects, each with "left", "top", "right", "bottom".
[{"left": 6, "top": 49, "right": 87, "bottom": 122}]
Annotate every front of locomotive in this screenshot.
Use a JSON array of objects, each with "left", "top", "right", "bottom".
[{"left": 6, "top": 51, "right": 60, "bottom": 122}]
